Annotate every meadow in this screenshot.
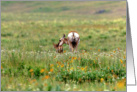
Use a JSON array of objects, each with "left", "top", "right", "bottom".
[{"left": 1, "top": 1, "right": 126, "bottom": 91}]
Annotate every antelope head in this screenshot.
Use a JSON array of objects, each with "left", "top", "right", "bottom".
[
  {"left": 59, "top": 34, "right": 68, "bottom": 46},
  {"left": 53, "top": 43, "right": 59, "bottom": 49}
]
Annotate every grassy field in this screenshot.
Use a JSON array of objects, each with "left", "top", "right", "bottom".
[{"left": 1, "top": 1, "right": 126, "bottom": 91}]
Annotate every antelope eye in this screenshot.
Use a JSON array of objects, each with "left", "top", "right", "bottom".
[{"left": 59, "top": 40, "right": 61, "bottom": 41}]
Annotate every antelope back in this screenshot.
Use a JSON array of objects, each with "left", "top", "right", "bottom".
[{"left": 68, "top": 31, "right": 80, "bottom": 42}]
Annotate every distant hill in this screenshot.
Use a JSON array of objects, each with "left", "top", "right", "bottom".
[{"left": 1, "top": 1, "right": 126, "bottom": 19}]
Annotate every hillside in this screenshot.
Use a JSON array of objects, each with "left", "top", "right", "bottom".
[{"left": 1, "top": 1, "right": 126, "bottom": 20}]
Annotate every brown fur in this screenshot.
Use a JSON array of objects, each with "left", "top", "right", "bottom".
[
  {"left": 59, "top": 31, "right": 80, "bottom": 52},
  {"left": 53, "top": 43, "right": 63, "bottom": 53},
  {"left": 63, "top": 38, "right": 69, "bottom": 45}
]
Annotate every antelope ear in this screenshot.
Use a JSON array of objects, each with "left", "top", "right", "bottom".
[{"left": 63, "top": 34, "right": 65, "bottom": 38}]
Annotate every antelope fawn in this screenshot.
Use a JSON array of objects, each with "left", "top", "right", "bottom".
[
  {"left": 53, "top": 42, "right": 63, "bottom": 53},
  {"left": 59, "top": 31, "right": 80, "bottom": 52}
]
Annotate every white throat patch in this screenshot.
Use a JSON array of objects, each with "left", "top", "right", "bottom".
[{"left": 59, "top": 41, "right": 63, "bottom": 46}]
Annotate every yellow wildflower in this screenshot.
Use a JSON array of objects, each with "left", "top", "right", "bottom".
[
  {"left": 50, "top": 64, "right": 54, "bottom": 67},
  {"left": 64, "top": 50, "right": 66, "bottom": 53},
  {"left": 118, "top": 47, "right": 120, "bottom": 50},
  {"left": 50, "top": 68, "right": 53, "bottom": 72},
  {"left": 70, "top": 67, "right": 73, "bottom": 71},
  {"left": 61, "top": 64, "right": 64, "bottom": 67},
  {"left": 67, "top": 63, "right": 69, "bottom": 67},
  {"left": 45, "top": 75, "right": 50, "bottom": 79},
  {"left": 29, "top": 69, "right": 33, "bottom": 72},
  {"left": 81, "top": 67, "right": 85, "bottom": 71},
  {"left": 40, "top": 69, "right": 44, "bottom": 73},
  {"left": 56, "top": 61, "right": 61, "bottom": 65},
  {"left": 70, "top": 59, "right": 73, "bottom": 63},
  {"left": 113, "top": 51, "right": 116, "bottom": 53},
  {"left": 44, "top": 83, "right": 47, "bottom": 86},
  {"left": 123, "top": 56, "right": 126, "bottom": 59},
  {"left": 30, "top": 79, "right": 36, "bottom": 84},
  {"left": 98, "top": 49, "right": 100, "bottom": 52},
  {"left": 120, "top": 59, "right": 123, "bottom": 64},
  {"left": 42, "top": 75, "right": 50, "bottom": 80},
  {"left": 1, "top": 66, "right": 3, "bottom": 69},
  {"left": 74, "top": 57, "right": 77, "bottom": 60},
  {"left": 32, "top": 79, "right": 36, "bottom": 82},
  {"left": 100, "top": 78, "right": 104, "bottom": 82},
  {"left": 117, "top": 80, "right": 125, "bottom": 89},
  {"left": 78, "top": 57, "right": 81, "bottom": 60},
  {"left": 72, "top": 57, "right": 77, "bottom": 60}
]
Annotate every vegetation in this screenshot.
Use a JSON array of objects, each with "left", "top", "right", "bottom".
[{"left": 1, "top": 1, "right": 126, "bottom": 91}]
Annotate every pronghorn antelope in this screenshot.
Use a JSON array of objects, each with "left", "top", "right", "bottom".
[
  {"left": 53, "top": 42, "right": 63, "bottom": 53},
  {"left": 59, "top": 31, "right": 80, "bottom": 52}
]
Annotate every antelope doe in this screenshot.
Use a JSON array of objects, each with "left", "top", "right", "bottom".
[{"left": 59, "top": 31, "right": 80, "bottom": 52}]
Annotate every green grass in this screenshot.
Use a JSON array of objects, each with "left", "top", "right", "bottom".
[{"left": 1, "top": 1, "right": 126, "bottom": 91}]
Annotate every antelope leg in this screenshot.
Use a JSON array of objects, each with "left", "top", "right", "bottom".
[
  {"left": 69, "top": 45, "right": 72, "bottom": 52},
  {"left": 72, "top": 47, "right": 74, "bottom": 52},
  {"left": 75, "top": 46, "right": 78, "bottom": 53}
]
